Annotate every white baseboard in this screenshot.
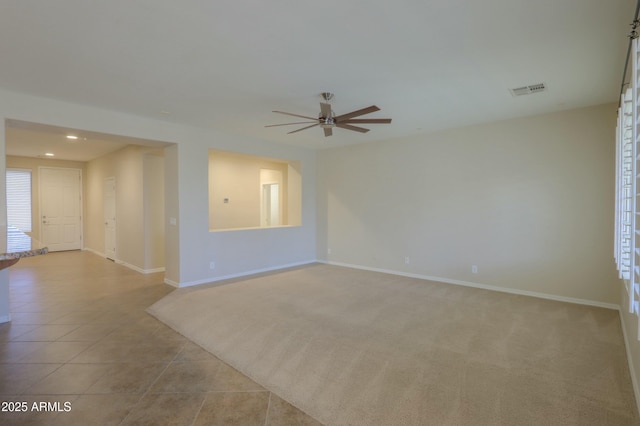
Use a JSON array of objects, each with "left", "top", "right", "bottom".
[
  {"left": 319, "top": 260, "right": 620, "bottom": 310},
  {"left": 114, "top": 259, "right": 165, "bottom": 275},
  {"left": 619, "top": 309, "right": 640, "bottom": 416},
  {"left": 82, "top": 247, "right": 105, "bottom": 258},
  {"left": 178, "top": 260, "right": 317, "bottom": 288},
  {"left": 82, "top": 248, "right": 165, "bottom": 274},
  {"left": 164, "top": 278, "right": 179, "bottom": 288}
]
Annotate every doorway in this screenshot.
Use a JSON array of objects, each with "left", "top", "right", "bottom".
[
  {"left": 261, "top": 182, "right": 280, "bottom": 227},
  {"left": 39, "top": 167, "right": 82, "bottom": 251}
]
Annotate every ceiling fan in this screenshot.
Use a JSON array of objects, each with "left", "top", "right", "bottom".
[{"left": 266, "top": 92, "right": 392, "bottom": 137}]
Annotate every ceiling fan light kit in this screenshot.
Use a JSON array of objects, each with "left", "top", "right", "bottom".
[{"left": 266, "top": 92, "right": 392, "bottom": 137}]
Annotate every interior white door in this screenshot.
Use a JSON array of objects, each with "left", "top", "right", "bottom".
[
  {"left": 269, "top": 184, "right": 280, "bottom": 226},
  {"left": 104, "top": 177, "right": 116, "bottom": 260},
  {"left": 39, "top": 167, "right": 82, "bottom": 251},
  {"left": 261, "top": 183, "right": 280, "bottom": 227}
]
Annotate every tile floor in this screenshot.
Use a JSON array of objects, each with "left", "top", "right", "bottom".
[{"left": 0, "top": 250, "right": 322, "bottom": 425}]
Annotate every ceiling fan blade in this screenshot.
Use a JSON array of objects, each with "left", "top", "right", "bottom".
[
  {"left": 272, "top": 110, "right": 318, "bottom": 120},
  {"left": 287, "top": 123, "right": 320, "bottom": 134},
  {"left": 323, "top": 128, "right": 333, "bottom": 137},
  {"left": 320, "top": 102, "right": 332, "bottom": 118},
  {"left": 334, "top": 105, "right": 380, "bottom": 122},
  {"left": 265, "top": 121, "right": 316, "bottom": 128},
  {"left": 343, "top": 118, "right": 392, "bottom": 124},
  {"left": 336, "top": 123, "right": 370, "bottom": 133}
]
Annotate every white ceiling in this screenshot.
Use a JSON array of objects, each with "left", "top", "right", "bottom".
[
  {"left": 5, "top": 120, "right": 170, "bottom": 162},
  {"left": 0, "top": 0, "right": 636, "bottom": 154}
]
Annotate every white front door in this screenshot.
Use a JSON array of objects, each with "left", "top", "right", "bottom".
[
  {"left": 39, "top": 167, "right": 82, "bottom": 251},
  {"left": 104, "top": 177, "right": 116, "bottom": 260}
]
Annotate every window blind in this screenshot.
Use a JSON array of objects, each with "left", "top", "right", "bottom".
[
  {"left": 615, "top": 37, "right": 640, "bottom": 338},
  {"left": 6, "top": 169, "right": 32, "bottom": 232},
  {"left": 616, "top": 89, "right": 633, "bottom": 282}
]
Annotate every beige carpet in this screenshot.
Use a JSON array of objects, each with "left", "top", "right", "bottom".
[{"left": 148, "top": 263, "right": 639, "bottom": 425}]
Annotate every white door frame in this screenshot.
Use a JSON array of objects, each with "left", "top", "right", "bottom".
[
  {"left": 104, "top": 176, "right": 117, "bottom": 260},
  {"left": 260, "top": 181, "right": 280, "bottom": 227}
]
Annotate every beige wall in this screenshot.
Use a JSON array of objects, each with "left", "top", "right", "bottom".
[
  {"left": 85, "top": 145, "right": 165, "bottom": 271},
  {"left": 209, "top": 149, "right": 293, "bottom": 230},
  {"left": 85, "top": 149, "right": 117, "bottom": 256},
  {"left": 163, "top": 144, "right": 179, "bottom": 284},
  {"left": 288, "top": 162, "right": 302, "bottom": 226},
  {"left": 6, "top": 156, "right": 87, "bottom": 241},
  {"left": 144, "top": 152, "right": 165, "bottom": 269},
  {"left": 318, "top": 103, "right": 619, "bottom": 305}
]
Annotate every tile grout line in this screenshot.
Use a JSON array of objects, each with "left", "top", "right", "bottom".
[
  {"left": 14, "top": 320, "right": 119, "bottom": 398},
  {"left": 189, "top": 394, "right": 209, "bottom": 426},
  {"left": 117, "top": 340, "right": 188, "bottom": 425},
  {"left": 264, "top": 391, "right": 272, "bottom": 426},
  {"left": 15, "top": 363, "right": 66, "bottom": 397}
]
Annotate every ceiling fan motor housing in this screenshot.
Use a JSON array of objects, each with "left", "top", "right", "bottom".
[{"left": 319, "top": 117, "right": 335, "bottom": 128}]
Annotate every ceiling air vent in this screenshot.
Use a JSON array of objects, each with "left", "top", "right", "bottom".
[{"left": 510, "top": 83, "right": 547, "bottom": 97}]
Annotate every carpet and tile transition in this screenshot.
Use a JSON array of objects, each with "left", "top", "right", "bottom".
[{"left": 148, "top": 263, "right": 639, "bottom": 425}]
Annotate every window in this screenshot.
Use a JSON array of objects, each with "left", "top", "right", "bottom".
[
  {"left": 615, "top": 37, "right": 640, "bottom": 337},
  {"left": 616, "top": 88, "right": 633, "bottom": 282},
  {"left": 6, "top": 168, "right": 32, "bottom": 232}
]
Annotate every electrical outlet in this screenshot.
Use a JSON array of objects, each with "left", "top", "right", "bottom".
[
  {"left": 209, "top": 261, "right": 216, "bottom": 270},
  {"left": 405, "top": 256, "right": 410, "bottom": 264},
  {"left": 471, "top": 265, "right": 478, "bottom": 274}
]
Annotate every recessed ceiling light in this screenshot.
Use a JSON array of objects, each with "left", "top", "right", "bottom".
[
  {"left": 66, "top": 135, "right": 78, "bottom": 140},
  {"left": 44, "top": 153, "right": 55, "bottom": 157},
  {"left": 159, "top": 111, "right": 170, "bottom": 115}
]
